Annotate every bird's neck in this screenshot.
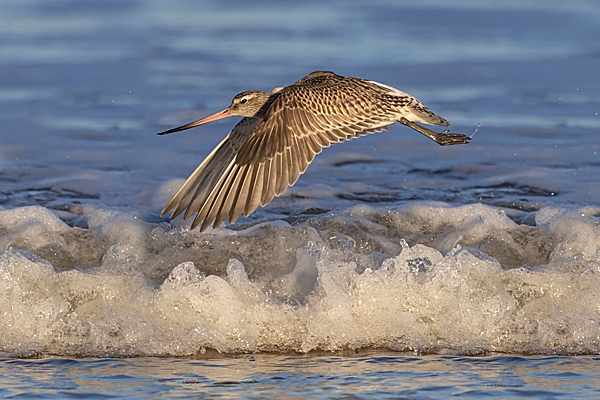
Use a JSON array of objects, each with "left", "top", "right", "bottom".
[{"left": 253, "top": 92, "right": 280, "bottom": 119}]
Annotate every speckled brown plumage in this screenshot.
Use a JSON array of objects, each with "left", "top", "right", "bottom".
[{"left": 158, "top": 71, "right": 470, "bottom": 231}]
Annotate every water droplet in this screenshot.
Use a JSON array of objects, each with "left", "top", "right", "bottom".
[{"left": 399, "top": 239, "right": 409, "bottom": 250}]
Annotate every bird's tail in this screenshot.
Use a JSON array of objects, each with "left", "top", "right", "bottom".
[{"left": 404, "top": 98, "right": 450, "bottom": 127}]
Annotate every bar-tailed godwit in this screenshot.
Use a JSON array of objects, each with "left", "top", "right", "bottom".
[{"left": 158, "top": 71, "right": 470, "bottom": 231}]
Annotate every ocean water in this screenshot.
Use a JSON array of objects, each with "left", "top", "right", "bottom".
[
  {"left": 1, "top": 0, "right": 600, "bottom": 397},
  {"left": 1, "top": 353, "right": 599, "bottom": 398}
]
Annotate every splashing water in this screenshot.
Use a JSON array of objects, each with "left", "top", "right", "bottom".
[{"left": 1, "top": 202, "right": 599, "bottom": 357}]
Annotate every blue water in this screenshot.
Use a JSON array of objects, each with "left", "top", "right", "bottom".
[
  {"left": 1, "top": 0, "right": 600, "bottom": 398},
  {"left": 1, "top": 354, "right": 599, "bottom": 399}
]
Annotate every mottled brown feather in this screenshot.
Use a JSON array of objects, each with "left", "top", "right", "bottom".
[{"left": 160, "top": 71, "right": 464, "bottom": 231}]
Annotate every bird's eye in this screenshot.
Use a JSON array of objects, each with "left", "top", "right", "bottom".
[{"left": 240, "top": 98, "right": 248, "bottom": 104}]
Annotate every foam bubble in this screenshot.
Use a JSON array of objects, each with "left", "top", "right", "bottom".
[{"left": 0, "top": 202, "right": 599, "bottom": 357}]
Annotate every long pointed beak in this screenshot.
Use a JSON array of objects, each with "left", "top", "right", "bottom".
[{"left": 157, "top": 108, "right": 231, "bottom": 135}]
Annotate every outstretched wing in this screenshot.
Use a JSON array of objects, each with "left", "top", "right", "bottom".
[
  {"left": 174, "top": 72, "right": 410, "bottom": 231},
  {"left": 161, "top": 117, "right": 260, "bottom": 222}
]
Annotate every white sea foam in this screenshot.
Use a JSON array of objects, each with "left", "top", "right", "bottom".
[{"left": 0, "top": 202, "right": 598, "bottom": 357}]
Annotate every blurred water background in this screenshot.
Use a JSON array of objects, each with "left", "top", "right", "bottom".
[{"left": 1, "top": 0, "right": 600, "bottom": 398}]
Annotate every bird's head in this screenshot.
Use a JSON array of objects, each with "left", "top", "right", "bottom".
[
  {"left": 228, "top": 90, "right": 268, "bottom": 116},
  {"left": 229, "top": 90, "right": 278, "bottom": 118},
  {"left": 158, "top": 90, "right": 277, "bottom": 135}
]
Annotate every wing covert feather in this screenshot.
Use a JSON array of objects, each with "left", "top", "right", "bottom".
[{"left": 163, "top": 71, "right": 448, "bottom": 231}]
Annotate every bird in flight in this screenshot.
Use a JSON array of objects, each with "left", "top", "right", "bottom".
[{"left": 158, "top": 71, "right": 470, "bottom": 231}]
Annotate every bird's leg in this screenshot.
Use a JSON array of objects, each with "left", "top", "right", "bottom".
[{"left": 399, "top": 117, "right": 470, "bottom": 146}]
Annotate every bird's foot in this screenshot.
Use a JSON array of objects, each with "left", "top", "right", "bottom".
[
  {"left": 433, "top": 131, "right": 471, "bottom": 146},
  {"left": 400, "top": 117, "right": 470, "bottom": 146}
]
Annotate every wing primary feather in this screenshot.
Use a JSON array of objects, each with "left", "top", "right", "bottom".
[
  {"left": 242, "top": 163, "right": 260, "bottom": 215},
  {"left": 183, "top": 162, "right": 228, "bottom": 220},
  {"left": 277, "top": 149, "right": 289, "bottom": 196},
  {"left": 178, "top": 146, "right": 235, "bottom": 220},
  {"left": 306, "top": 134, "right": 323, "bottom": 154},
  {"left": 297, "top": 134, "right": 313, "bottom": 164},
  {"left": 261, "top": 155, "right": 276, "bottom": 206},
  {"left": 161, "top": 134, "right": 232, "bottom": 217},
  {"left": 228, "top": 164, "right": 252, "bottom": 222},
  {"left": 245, "top": 162, "right": 265, "bottom": 215},
  {"left": 293, "top": 136, "right": 309, "bottom": 174},
  {"left": 208, "top": 164, "right": 243, "bottom": 230},
  {"left": 289, "top": 136, "right": 302, "bottom": 185},
  {"left": 181, "top": 163, "right": 225, "bottom": 220},
  {"left": 191, "top": 158, "right": 237, "bottom": 230}
]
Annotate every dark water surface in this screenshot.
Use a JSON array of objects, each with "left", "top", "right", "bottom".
[{"left": 2, "top": 0, "right": 599, "bottom": 212}]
